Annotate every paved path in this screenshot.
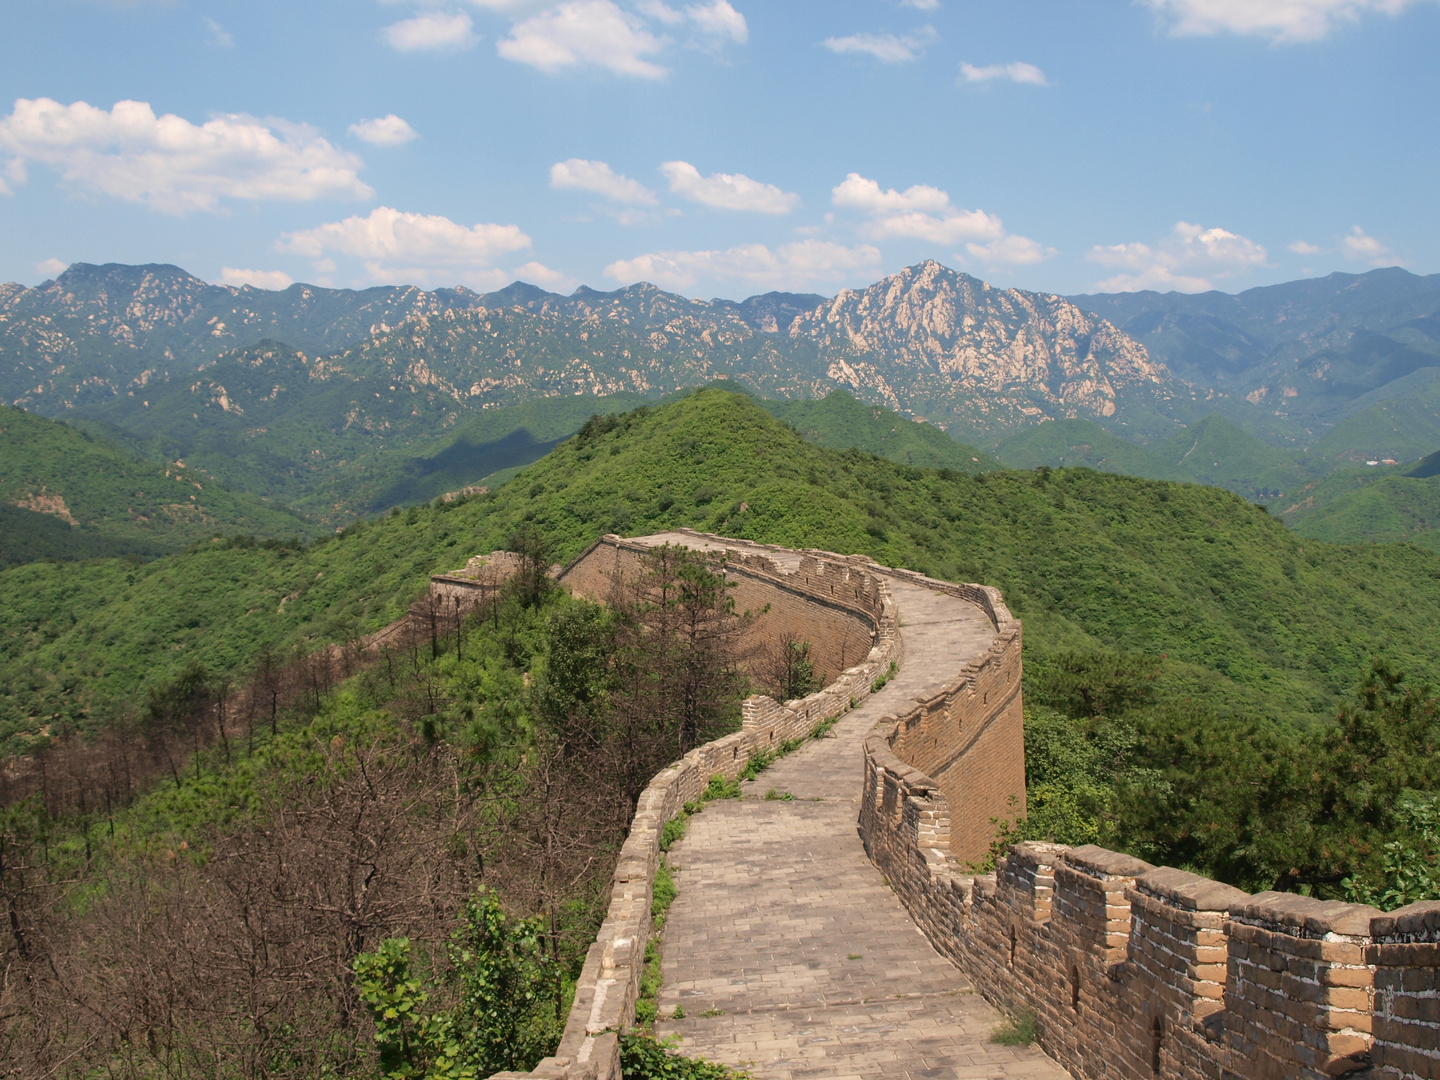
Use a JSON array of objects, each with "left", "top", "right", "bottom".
[{"left": 654, "top": 575, "right": 1070, "bottom": 1080}]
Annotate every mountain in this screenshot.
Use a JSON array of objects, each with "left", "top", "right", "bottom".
[
  {"left": 1069, "top": 268, "right": 1440, "bottom": 426},
  {"left": 7, "top": 388, "right": 1440, "bottom": 754},
  {"left": 786, "top": 260, "right": 1178, "bottom": 439},
  {"left": 2, "top": 259, "right": 1175, "bottom": 444},
  {"left": 0, "top": 404, "right": 316, "bottom": 566}
]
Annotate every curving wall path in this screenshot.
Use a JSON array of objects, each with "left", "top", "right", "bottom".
[
  {"left": 489, "top": 530, "right": 1046, "bottom": 1080},
  {"left": 482, "top": 529, "right": 1440, "bottom": 1080}
]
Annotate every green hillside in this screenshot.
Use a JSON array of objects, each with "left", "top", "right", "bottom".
[
  {"left": 997, "top": 415, "right": 1302, "bottom": 501},
  {"left": 1285, "top": 473, "right": 1440, "bottom": 552},
  {"left": 1312, "top": 380, "right": 1440, "bottom": 464},
  {"left": 5, "top": 388, "right": 1440, "bottom": 753},
  {"left": 759, "top": 389, "right": 995, "bottom": 471},
  {"left": 0, "top": 404, "right": 317, "bottom": 566}
]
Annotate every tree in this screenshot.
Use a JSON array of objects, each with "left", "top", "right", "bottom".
[{"left": 508, "top": 526, "right": 556, "bottom": 610}]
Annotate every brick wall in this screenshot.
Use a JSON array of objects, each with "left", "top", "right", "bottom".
[{"left": 860, "top": 731, "right": 1440, "bottom": 1079}]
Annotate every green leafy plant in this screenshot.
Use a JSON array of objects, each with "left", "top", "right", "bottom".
[
  {"left": 620, "top": 1034, "right": 750, "bottom": 1079},
  {"left": 991, "top": 1011, "right": 1037, "bottom": 1047},
  {"left": 354, "top": 889, "right": 561, "bottom": 1078}
]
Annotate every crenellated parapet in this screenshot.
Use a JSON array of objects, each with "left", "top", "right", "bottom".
[{"left": 859, "top": 755, "right": 1440, "bottom": 1079}]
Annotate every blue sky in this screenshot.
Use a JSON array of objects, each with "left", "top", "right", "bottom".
[{"left": 1, "top": 0, "right": 1436, "bottom": 299}]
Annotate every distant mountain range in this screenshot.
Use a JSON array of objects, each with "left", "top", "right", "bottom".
[
  {"left": 3, "top": 258, "right": 1439, "bottom": 544},
  {"left": 1070, "top": 267, "right": 1440, "bottom": 438},
  {"left": 2, "top": 259, "right": 1170, "bottom": 439}
]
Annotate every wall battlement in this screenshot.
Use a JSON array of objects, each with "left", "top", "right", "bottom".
[{"left": 860, "top": 733, "right": 1440, "bottom": 1080}]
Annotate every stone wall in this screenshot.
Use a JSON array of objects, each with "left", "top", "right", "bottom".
[
  {"left": 497, "top": 532, "right": 906, "bottom": 1080},
  {"left": 557, "top": 531, "right": 887, "bottom": 692},
  {"left": 860, "top": 722, "right": 1440, "bottom": 1078}
]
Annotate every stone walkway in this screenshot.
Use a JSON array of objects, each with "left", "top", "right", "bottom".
[{"left": 654, "top": 576, "right": 1070, "bottom": 1080}]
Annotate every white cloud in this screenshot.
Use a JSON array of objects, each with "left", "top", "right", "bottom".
[
  {"left": 660, "top": 160, "right": 797, "bottom": 214},
  {"left": 822, "top": 26, "right": 936, "bottom": 63},
  {"left": 34, "top": 257, "right": 67, "bottom": 277},
  {"left": 635, "top": 1, "right": 686, "bottom": 24},
  {"left": 1288, "top": 240, "right": 1321, "bottom": 255},
  {"left": 499, "top": 1, "right": 669, "bottom": 77},
  {"left": 832, "top": 172, "right": 1004, "bottom": 243},
  {"left": 219, "top": 267, "right": 295, "bottom": 290},
  {"left": 349, "top": 114, "right": 419, "bottom": 146},
  {"left": 901, "top": 0, "right": 940, "bottom": 9},
  {"left": 384, "top": 11, "right": 478, "bottom": 51},
  {"left": 1087, "top": 221, "right": 1268, "bottom": 292},
  {"left": 686, "top": 0, "right": 747, "bottom": 42},
  {"left": 550, "top": 158, "right": 657, "bottom": 204},
  {"left": 965, "top": 235, "right": 1056, "bottom": 267},
  {"left": 203, "top": 17, "right": 234, "bottom": 47},
  {"left": 1143, "top": 0, "right": 1431, "bottom": 42},
  {"left": 604, "top": 239, "right": 881, "bottom": 292},
  {"left": 0, "top": 98, "right": 370, "bottom": 214},
  {"left": 278, "top": 206, "right": 532, "bottom": 287},
  {"left": 1343, "top": 225, "right": 1395, "bottom": 264},
  {"left": 959, "top": 61, "right": 1048, "bottom": 85}
]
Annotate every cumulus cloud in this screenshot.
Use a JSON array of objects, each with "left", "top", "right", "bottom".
[
  {"left": 278, "top": 206, "right": 532, "bottom": 287},
  {"left": 686, "top": 0, "right": 747, "bottom": 42},
  {"left": 203, "top": 17, "right": 234, "bottom": 47},
  {"left": 604, "top": 239, "right": 881, "bottom": 292},
  {"left": 822, "top": 26, "right": 936, "bottom": 63},
  {"left": 1288, "top": 240, "right": 1321, "bottom": 255},
  {"left": 499, "top": 1, "right": 669, "bottom": 77},
  {"left": 349, "top": 114, "right": 418, "bottom": 146},
  {"left": 1143, "top": 0, "right": 1430, "bottom": 42},
  {"left": 831, "top": 172, "right": 1006, "bottom": 244},
  {"left": 34, "top": 257, "right": 67, "bottom": 277},
  {"left": 1343, "top": 225, "right": 1396, "bottom": 264},
  {"left": 219, "top": 267, "right": 295, "bottom": 290},
  {"left": 965, "top": 235, "right": 1056, "bottom": 267},
  {"left": 1087, "top": 221, "right": 1268, "bottom": 292},
  {"left": 660, "top": 160, "right": 798, "bottom": 214},
  {"left": 384, "top": 11, "right": 477, "bottom": 51},
  {"left": 959, "top": 61, "right": 1048, "bottom": 85},
  {"left": 0, "top": 97, "right": 371, "bottom": 214},
  {"left": 550, "top": 158, "right": 657, "bottom": 204}
]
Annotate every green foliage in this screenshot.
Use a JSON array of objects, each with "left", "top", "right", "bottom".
[
  {"left": 871, "top": 660, "right": 898, "bottom": 695},
  {"left": 652, "top": 860, "right": 677, "bottom": 918},
  {"left": 704, "top": 773, "right": 742, "bottom": 800},
  {"left": 1344, "top": 794, "right": 1440, "bottom": 909},
  {"left": 991, "top": 1011, "right": 1038, "bottom": 1047},
  {"left": 355, "top": 890, "right": 561, "bottom": 1079},
  {"left": 619, "top": 1034, "right": 751, "bottom": 1080},
  {"left": 763, "top": 788, "right": 793, "bottom": 801},
  {"left": 660, "top": 813, "right": 689, "bottom": 852},
  {"left": 1034, "top": 649, "right": 1159, "bottom": 720}
]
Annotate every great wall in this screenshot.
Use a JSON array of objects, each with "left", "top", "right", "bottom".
[{"left": 433, "top": 530, "right": 1440, "bottom": 1080}]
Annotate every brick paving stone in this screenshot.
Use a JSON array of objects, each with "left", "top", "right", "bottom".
[{"left": 653, "top": 576, "right": 1069, "bottom": 1079}]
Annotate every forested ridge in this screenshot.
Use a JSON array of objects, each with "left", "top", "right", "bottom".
[{"left": 3, "top": 387, "right": 1440, "bottom": 1075}]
